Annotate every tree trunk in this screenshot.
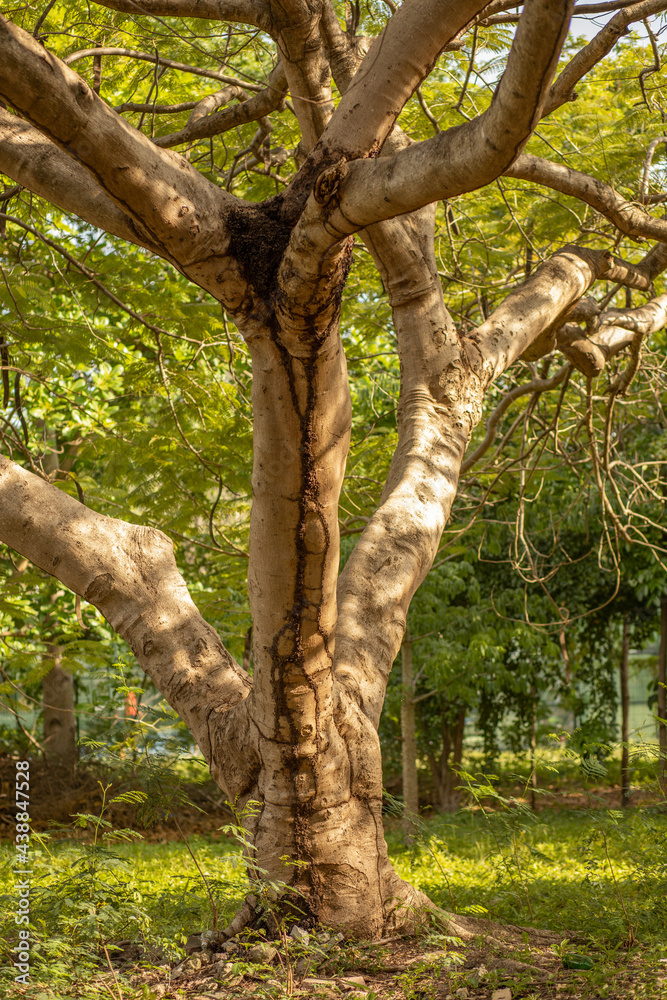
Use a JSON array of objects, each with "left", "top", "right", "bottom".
[
  {"left": 620, "top": 616, "right": 631, "bottom": 806},
  {"left": 3, "top": 0, "right": 666, "bottom": 941},
  {"left": 401, "top": 631, "right": 419, "bottom": 842},
  {"left": 658, "top": 597, "right": 667, "bottom": 796},
  {"left": 39, "top": 427, "right": 79, "bottom": 770},
  {"left": 437, "top": 709, "right": 465, "bottom": 812},
  {"left": 42, "top": 645, "right": 77, "bottom": 769}
]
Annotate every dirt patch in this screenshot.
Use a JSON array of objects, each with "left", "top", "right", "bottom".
[{"left": 115, "top": 932, "right": 664, "bottom": 1000}]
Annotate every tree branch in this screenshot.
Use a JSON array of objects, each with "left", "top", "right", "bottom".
[
  {"left": 641, "top": 135, "right": 667, "bottom": 201},
  {"left": 543, "top": 0, "right": 667, "bottom": 115},
  {"left": 566, "top": 293, "right": 667, "bottom": 377},
  {"left": 0, "top": 109, "right": 160, "bottom": 252},
  {"left": 466, "top": 246, "right": 610, "bottom": 385},
  {"left": 153, "top": 63, "right": 287, "bottom": 147},
  {"left": 0, "top": 455, "right": 251, "bottom": 766},
  {"left": 64, "top": 47, "right": 263, "bottom": 91},
  {"left": 316, "top": 0, "right": 488, "bottom": 162},
  {"left": 91, "top": 0, "right": 267, "bottom": 26},
  {"left": 334, "top": 208, "right": 472, "bottom": 726},
  {"left": 308, "top": 0, "right": 573, "bottom": 242},
  {"left": 460, "top": 364, "right": 572, "bottom": 474},
  {"left": 270, "top": 0, "right": 334, "bottom": 151},
  {"left": 0, "top": 16, "right": 251, "bottom": 305},
  {"left": 504, "top": 152, "right": 667, "bottom": 243}
]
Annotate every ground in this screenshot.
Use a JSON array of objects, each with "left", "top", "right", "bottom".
[
  {"left": 1, "top": 752, "right": 665, "bottom": 1000},
  {"left": 102, "top": 924, "right": 667, "bottom": 1000}
]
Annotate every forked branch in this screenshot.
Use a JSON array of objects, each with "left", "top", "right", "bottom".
[
  {"left": 0, "top": 456, "right": 251, "bottom": 762},
  {"left": 0, "top": 16, "right": 238, "bottom": 270},
  {"left": 0, "top": 109, "right": 159, "bottom": 252}
]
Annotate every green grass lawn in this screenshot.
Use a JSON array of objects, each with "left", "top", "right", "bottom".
[{"left": 1, "top": 771, "right": 665, "bottom": 998}]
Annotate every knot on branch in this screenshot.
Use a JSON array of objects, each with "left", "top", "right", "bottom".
[
  {"left": 557, "top": 325, "right": 606, "bottom": 378},
  {"left": 314, "top": 159, "right": 348, "bottom": 205}
]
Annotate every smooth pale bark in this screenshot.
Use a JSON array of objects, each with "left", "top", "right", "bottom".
[
  {"left": 154, "top": 65, "right": 288, "bottom": 148},
  {"left": 309, "top": 0, "right": 573, "bottom": 243},
  {"left": 335, "top": 208, "right": 472, "bottom": 724},
  {"left": 505, "top": 153, "right": 667, "bottom": 243},
  {"left": 401, "top": 633, "right": 419, "bottom": 842},
  {"left": 469, "top": 248, "right": 608, "bottom": 385},
  {"left": 235, "top": 250, "right": 434, "bottom": 933},
  {"left": 0, "top": 17, "right": 251, "bottom": 305},
  {"left": 317, "top": 0, "right": 487, "bottom": 161},
  {"left": 92, "top": 0, "right": 267, "bottom": 25},
  {"left": 2, "top": 0, "right": 667, "bottom": 940},
  {"left": 0, "top": 109, "right": 157, "bottom": 252},
  {"left": 543, "top": 0, "right": 667, "bottom": 115},
  {"left": 0, "top": 456, "right": 251, "bottom": 771},
  {"left": 269, "top": 0, "right": 334, "bottom": 151},
  {"left": 43, "top": 647, "right": 77, "bottom": 770},
  {"left": 620, "top": 618, "right": 631, "bottom": 807}
]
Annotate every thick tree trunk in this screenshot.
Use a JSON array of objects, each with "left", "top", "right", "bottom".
[
  {"left": 42, "top": 645, "right": 77, "bottom": 769},
  {"left": 3, "top": 0, "right": 664, "bottom": 942},
  {"left": 658, "top": 597, "right": 667, "bottom": 796},
  {"left": 620, "top": 616, "right": 631, "bottom": 807},
  {"left": 401, "top": 632, "right": 419, "bottom": 842},
  {"left": 220, "top": 296, "right": 429, "bottom": 937}
]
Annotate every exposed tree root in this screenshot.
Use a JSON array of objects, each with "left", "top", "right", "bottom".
[
  {"left": 438, "top": 909, "right": 565, "bottom": 946},
  {"left": 381, "top": 876, "right": 566, "bottom": 948}
]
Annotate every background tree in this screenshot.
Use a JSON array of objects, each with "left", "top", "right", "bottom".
[{"left": 1, "top": 0, "right": 667, "bottom": 939}]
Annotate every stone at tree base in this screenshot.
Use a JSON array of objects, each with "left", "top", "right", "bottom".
[
  {"left": 246, "top": 942, "right": 278, "bottom": 963},
  {"left": 492, "top": 990, "right": 512, "bottom": 1000},
  {"left": 290, "top": 925, "right": 310, "bottom": 945},
  {"left": 210, "top": 960, "right": 234, "bottom": 976}
]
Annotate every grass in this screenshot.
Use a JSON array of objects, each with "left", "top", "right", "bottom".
[
  {"left": 388, "top": 805, "right": 667, "bottom": 941},
  {"left": 0, "top": 753, "right": 665, "bottom": 999}
]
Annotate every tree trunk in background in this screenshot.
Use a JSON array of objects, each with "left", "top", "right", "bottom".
[
  {"left": 620, "top": 616, "right": 631, "bottom": 806},
  {"left": 440, "top": 710, "right": 466, "bottom": 812},
  {"left": 40, "top": 427, "right": 78, "bottom": 770},
  {"left": 658, "top": 598, "right": 667, "bottom": 796},
  {"left": 530, "top": 692, "right": 538, "bottom": 811},
  {"left": 401, "top": 632, "right": 419, "bottom": 841},
  {"left": 43, "top": 644, "right": 77, "bottom": 769},
  {"left": 426, "top": 707, "right": 466, "bottom": 812}
]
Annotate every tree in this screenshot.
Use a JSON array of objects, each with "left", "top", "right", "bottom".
[{"left": 1, "top": 0, "right": 667, "bottom": 938}]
